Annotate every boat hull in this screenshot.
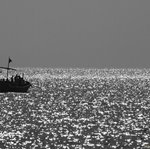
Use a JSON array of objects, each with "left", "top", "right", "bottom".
[{"left": 0, "top": 82, "right": 31, "bottom": 93}]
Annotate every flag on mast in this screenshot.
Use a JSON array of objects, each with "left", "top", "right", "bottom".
[{"left": 9, "top": 57, "right": 12, "bottom": 64}]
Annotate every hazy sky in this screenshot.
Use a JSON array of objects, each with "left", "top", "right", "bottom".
[{"left": 0, "top": 0, "right": 150, "bottom": 68}]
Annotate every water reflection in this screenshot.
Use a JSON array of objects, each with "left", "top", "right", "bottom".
[{"left": 0, "top": 68, "right": 150, "bottom": 148}]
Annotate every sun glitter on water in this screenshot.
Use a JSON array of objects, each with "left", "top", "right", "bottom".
[{"left": 0, "top": 68, "right": 150, "bottom": 148}]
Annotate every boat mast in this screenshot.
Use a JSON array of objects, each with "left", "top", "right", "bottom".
[{"left": 0, "top": 57, "right": 16, "bottom": 79}]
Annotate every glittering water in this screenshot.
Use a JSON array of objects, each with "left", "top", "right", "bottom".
[{"left": 0, "top": 68, "right": 150, "bottom": 148}]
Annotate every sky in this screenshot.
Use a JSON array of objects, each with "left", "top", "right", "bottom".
[{"left": 0, "top": 0, "right": 150, "bottom": 68}]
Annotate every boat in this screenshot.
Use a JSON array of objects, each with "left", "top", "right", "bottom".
[{"left": 0, "top": 57, "right": 32, "bottom": 93}]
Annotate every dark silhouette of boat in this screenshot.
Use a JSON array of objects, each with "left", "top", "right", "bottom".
[{"left": 0, "top": 57, "right": 32, "bottom": 93}]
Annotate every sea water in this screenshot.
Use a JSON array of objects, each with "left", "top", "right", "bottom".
[{"left": 0, "top": 68, "right": 150, "bottom": 148}]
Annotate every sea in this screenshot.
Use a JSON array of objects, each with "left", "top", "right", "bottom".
[{"left": 0, "top": 68, "right": 150, "bottom": 149}]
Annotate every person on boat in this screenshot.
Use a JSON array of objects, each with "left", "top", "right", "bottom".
[
  {"left": 18, "top": 75, "right": 23, "bottom": 85},
  {"left": 11, "top": 75, "right": 14, "bottom": 83},
  {"left": 15, "top": 74, "right": 19, "bottom": 80},
  {"left": 14, "top": 74, "right": 25, "bottom": 85},
  {"left": 13, "top": 74, "right": 19, "bottom": 85},
  {"left": 6, "top": 78, "right": 9, "bottom": 83}
]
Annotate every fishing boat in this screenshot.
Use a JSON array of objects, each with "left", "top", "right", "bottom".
[{"left": 0, "top": 57, "right": 32, "bottom": 93}]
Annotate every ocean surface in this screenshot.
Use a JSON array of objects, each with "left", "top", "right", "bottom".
[{"left": 0, "top": 68, "right": 150, "bottom": 148}]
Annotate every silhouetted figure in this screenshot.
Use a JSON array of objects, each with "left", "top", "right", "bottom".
[{"left": 11, "top": 75, "right": 14, "bottom": 82}]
